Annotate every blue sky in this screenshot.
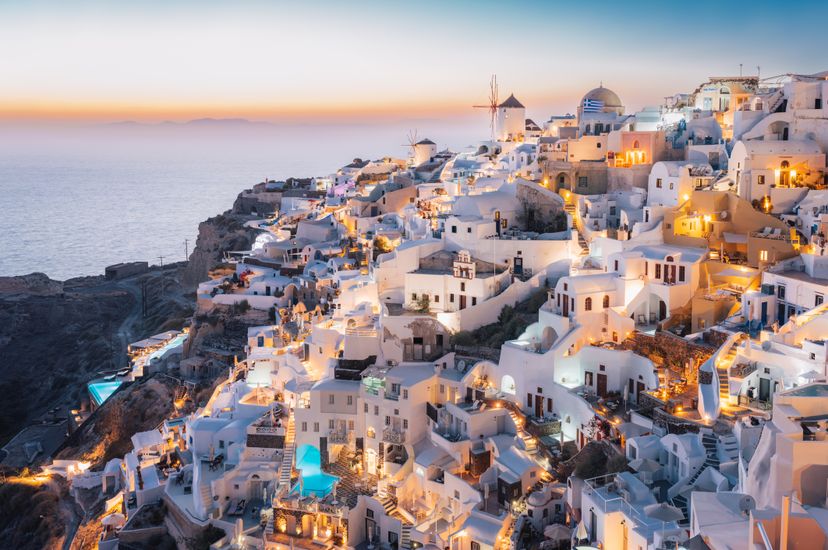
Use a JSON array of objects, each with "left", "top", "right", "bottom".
[{"left": 1, "top": 0, "right": 826, "bottom": 121}]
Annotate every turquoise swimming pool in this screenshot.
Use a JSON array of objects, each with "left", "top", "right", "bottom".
[
  {"left": 146, "top": 333, "right": 187, "bottom": 363},
  {"left": 88, "top": 380, "right": 123, "bottom": 407},
  {"left": 293, "top": 444, "right": 338, "bottom": 498}
]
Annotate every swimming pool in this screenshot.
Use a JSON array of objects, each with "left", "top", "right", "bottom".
[
  {"left": 88, "top": 380, "right": 123, "bottom": 407},
  {"left": 293, "top": 444, "right": 338, "bottom": 498},
  {"left": 146, "top": 333, "right": 187, "bottom": 363}
]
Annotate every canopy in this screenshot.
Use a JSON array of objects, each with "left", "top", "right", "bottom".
[
  {"left": 644, "top": 501, "right": 685, "bottom": 522},
  {"left": 544, "top": 524, "right": 571, "bottom": 540}
]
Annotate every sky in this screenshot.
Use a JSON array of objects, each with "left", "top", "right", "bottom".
[{"left": 1, "top": 0, "right": 827, "bottom": 124}]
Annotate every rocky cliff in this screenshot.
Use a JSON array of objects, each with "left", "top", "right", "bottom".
[{"left": 182, "top": 211, "right": 258, "bottom": 289}]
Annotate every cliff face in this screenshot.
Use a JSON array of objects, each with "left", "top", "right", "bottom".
[
  {"left": 0, "top": 274, "right": 133, "bottom": 443},
  {"left": 182, "top": 211, "right": 258, "bottom": 289}
]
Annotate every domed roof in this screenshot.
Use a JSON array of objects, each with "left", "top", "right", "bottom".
[{"left": 581, "top": 86, "right": 623, "bottom": 109}]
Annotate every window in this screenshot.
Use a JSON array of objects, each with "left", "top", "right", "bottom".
[
  {"left": 347, "top": 395, "right": 353, "bottom": 406},
  {"left": 585, "top": 297, "right": 592, "bottom": 311},
  {"left": 313, "top": 422, "right": 319, "bottom": 432},
  {"left": 614, "top": 260, "right": 619, "bottom": 271},
  {"left": 655, "top": 264, "right": 661, "bottom": 279},
  {"left": 603, "top": 295, "right": 610, "bottom": 308},
  {"left": 374, "top": 405, "right": 379, "bottom": 415},
  {"left": 434, "top": 295, "right": 440, "bottom": 303},
  {"left": 403, "top": 419, "right": 409, "bottom": 429},
  {"left": 645, "top": 262, "right": 648, "bottom": 276},
  {"left": 597, "top": 142, "right": 602, "bottom": 148},
  {"left": 219, "top": 440, "right": 225, "bottom": 449},
  {"left": 669, "top": 181, "right": 674, "bottom": 190},
  {"left": 451, "top": 225, "right": 457, "bottom": 233},
  {"left": 403, "top": 389, "right": 409, "bottom": 399},
  {"left": 364, "top": 403, "right": 368, "bottom": 413},
  {"left": 760, "top": 250, "right": 768, "bottom": 262},
  {"left": 348, "top": 420, "right": 355, "bottom": 430},
  {"left": 537, "top": 387, "right": 543, "bottom": 394},
  {"left": 301, "top": 422, "right": 308, "bottom": 432},
  {"left": 817, "top": 294, "right": 824, "bottom": 307},
  {"left": 778, "top": 285, "right": 786, "bottom": 300},
  {"left": 411, "top": 293, "right": 417, "bottom": 300},
  {"left": 679, "top": 266, "right": 686, "bottom": 282},
  {"left": 471, "top": 543, "right": 481, "bottom": 550},
  {"left": 460, "top": 282, "right": 466, "bottom": 291},
  {"left": 328, "top": 394, "right": 335, "bottom": 405},
  {"left": 385, "top": 416, "right": 390, "bottom": 426},
  {"left": 758, "top": 175, "right": 765, "bottom": 185},
  {"left": 527, "top": 393, "right": 533, "bottom": 408},
  {"left": 656, "top": 178, "right": 663, "bottom": 188},
  {"left": 439, "top": 384, "right": 445, "bottom": 394},
  {"left": 563, "top": 282, "right": 568, "bottom": 291},
  {"left": 578, "top": 176, "right": 588, "bottom": 188},
  {"left": 467, "top": 227, "right": 472, "bottom": 233},
  {"left": 472, "top": 297, "right": 477, "bottom": 306},
  {"left": 599, "top": 364, "right": 606, "bottom": 372}
]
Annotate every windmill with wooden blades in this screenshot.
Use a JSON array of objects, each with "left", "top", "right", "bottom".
[
  {"left": 401, "top": 129, "right": 419, "bottom": 166},
  {"left": 473, "top": 74, "right": 499, "bottom": 140}
]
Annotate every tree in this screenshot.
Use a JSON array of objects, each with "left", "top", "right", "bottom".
[{"left": 415, "top": 294, "right": 431, "bottom": 313}]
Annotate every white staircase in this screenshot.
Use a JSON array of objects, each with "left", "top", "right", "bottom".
[
  {"left": 380, "top": 496, "right": 413, "bottom": 549},
  {"left": 507, "top": 408, "right": 537, "bottom": 453},
  {"left": 720, "top": 433, "right": 739, "bottom": 462},
  {"left": 199, "top": 483, "right": 213, "bottom": 514},
  {"left": 278, "top": 411, "right": 296, "bottom": 490}
]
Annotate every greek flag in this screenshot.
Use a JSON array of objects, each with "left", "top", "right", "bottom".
[{"left": 582, "top": 99, "right": 604, "bottom": 113}]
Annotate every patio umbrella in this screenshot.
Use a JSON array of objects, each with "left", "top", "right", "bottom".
[
  {"left": 629, "top": 458, "right": 661, "bottom": 474},
  {"left": 573, "top": 520, "right": 588, "bottom": 543},
  {"left": 800, "top": 369, "right": 822, "bottom": 381},
  {"left": 101, "top": 513, "right": 125, "bottom": 527},
  {"left": 645, "top": 501, "right": 684, "bottom": 544},
  {"left": 645, "top": 502, "right": 684, "bottom": 522},
  {"left": 544, "top": 523, "right": 571, "bottom": 540}
]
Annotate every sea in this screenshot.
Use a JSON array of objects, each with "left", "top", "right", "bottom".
[{"left": 0, "top": 119, "right": 483, "bottom": 280}]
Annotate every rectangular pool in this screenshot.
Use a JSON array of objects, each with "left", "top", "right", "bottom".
[{"left": 88, "top": 380, "right": 123, "bottom": 407}]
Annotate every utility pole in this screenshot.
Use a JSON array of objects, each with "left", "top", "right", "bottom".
[
  {"left": 184, "top": 239, "right": 189, "bottom": 261},
  {"left": 158, "top": 255, "right": 165, "bottom": 298},
  {"left": 739, "top": 63, "right": 743, "bottom": 77}
]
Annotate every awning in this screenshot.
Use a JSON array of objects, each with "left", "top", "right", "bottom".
[{"left": 723, "top": 232, "right": 747, "bottom": 244}]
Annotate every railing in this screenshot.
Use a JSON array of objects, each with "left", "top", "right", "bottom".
[
  {"left": 730, "top": 362, "right": 757, "bottom": 379},
  {"left": 382, "top": 427, "right": 405, "bottom": 444},
  {"left": 328, "top": 431, "right": 350, "bottom": 444}
]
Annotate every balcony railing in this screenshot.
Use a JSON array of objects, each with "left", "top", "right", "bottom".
[
  {"left": 328, "top": 430, "right": 350, "bottom": 444},
  {"left": 382, "top": 427, "right": 405, "bottom": 444}
]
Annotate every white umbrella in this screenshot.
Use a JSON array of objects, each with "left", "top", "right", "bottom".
[
  {"left": 644, "top": 501, "right": 684, "bottom": 544},
  {"left": 800, "top": 369, "right": 821, "bottom": 381},
  {"left": 544, "top": 523, "right": 571, "bottom": 540},
  {"left": 573, "top": 520, "right": 588, "bottom": 542},
  {"left": 101, "top": 513, "right": 126, "bottom": 527},
  {"left": 644, "top": 501, "right": 684, "bottom": 522},
  {"left": 629, "top": 458, "right": 661, "bottom": 474}
]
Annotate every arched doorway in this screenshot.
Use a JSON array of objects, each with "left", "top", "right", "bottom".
[
  {"left": 541, "top": 326, "right": 558, "bottom": 351},
  {"left": 365, "top": 448, "right": 377, "bottom": 475},
  {"left": 780, "top": 160, "right": 791, "bottom": 186},
  {"left": 501, "top": 375, "right": 516, "bottom": 395},
  {"left": 659, "top": 300, "right": 667, "bottom": 321}
]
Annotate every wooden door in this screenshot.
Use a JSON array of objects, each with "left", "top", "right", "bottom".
[
  {"left": 459, "top": 295, "right": 467, "bottom": 310},
  {"left": 597, "top": 374, "right": 608, "bottom": 398}
]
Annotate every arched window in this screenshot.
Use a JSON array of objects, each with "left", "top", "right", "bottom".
[
  {"left": 585, "top": 297, "right": 593, "bottom": 311},
  {"left": 781, "top": 160, "right": 790, "bottom": 169},
  {"left": 633, "top": 140, "right": 640, "bottom": 149},
  {"left": 603, "top": 295, "right": 610, "bottom": 308}
]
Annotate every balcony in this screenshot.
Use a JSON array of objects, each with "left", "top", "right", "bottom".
[
  {"left": 384, "top": 392, "right": 400, "bottom": 401},
  {"left": 328, "top": 430, "right": 350, "bottom": 444},
  {"left": 382, "top": 427, "right": 406, "bottom": 444}
]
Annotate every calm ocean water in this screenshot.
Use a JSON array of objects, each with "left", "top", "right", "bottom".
[{"left": 0, "top": 120, "right": 481, "bottom": 279}]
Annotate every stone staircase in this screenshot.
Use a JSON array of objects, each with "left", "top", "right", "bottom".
[
  {"left": 199, "top": 483, "right": 213, "bottom": 515},
  {"left": 325, "top": 449, "right": 365, "bottom": 507},
  {"left": 720, "top": 433, "right": 739, "bottom": 462},
  {"left": 278, "top": 411, "right": 296, "bottom": 490},
  {"left": 507, "top": 408, "right": 537, "bottom": 453},
  {"left": 717, "top": 346, "right": 735, "bottom": 404},
  {"left": 671, "top": 432, "right": 720, "bottom": 521},
  {"left": 379, "top": 496, "right": 413, "bottom": 549},
  {"left": 564, "top": 203, "right": 589, "bottom": 256}
]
